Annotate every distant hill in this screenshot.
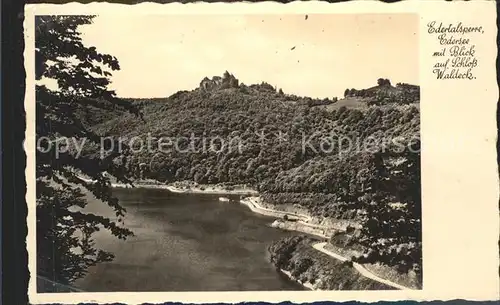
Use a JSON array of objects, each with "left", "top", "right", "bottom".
[
  {"left": 343, "top": 78, "right": 420, "bottom": 106},
  {"left": 90, "top": 72, "right": 419, "bottom": 184},
  {"left": 88, "top": 72, "right": 421, "bottom": 279}
]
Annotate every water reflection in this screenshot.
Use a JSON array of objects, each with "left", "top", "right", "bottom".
[{"left": 74, "top": 188, "right": 304, "bottom": 291}]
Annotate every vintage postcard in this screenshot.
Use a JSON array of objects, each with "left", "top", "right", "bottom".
[{"left": 24, "top": 1, "right": 499, "bottom": 304}]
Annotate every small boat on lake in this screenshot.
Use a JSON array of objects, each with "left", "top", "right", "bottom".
[{"left": 219, "top": 197, "right": 230, "bottom": 202}]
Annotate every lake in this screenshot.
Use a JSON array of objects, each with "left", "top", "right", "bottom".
[{"left": 74, "top": 188, "right": 304, "bottom": 291}]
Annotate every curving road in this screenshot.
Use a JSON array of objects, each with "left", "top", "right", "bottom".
[
  {"left": 312, "top": 242, "right": 412, "bottom": 290},
  {"left": 241, "top": 197, "right": 413, "bottom": 291}
]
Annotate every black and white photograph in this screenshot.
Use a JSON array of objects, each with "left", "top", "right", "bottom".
[{"left": 33, "top": 12, "right": 422, "bottom": 293}]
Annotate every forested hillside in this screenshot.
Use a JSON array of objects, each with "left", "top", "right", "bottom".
[
  {"left": 93, "top": 73, "right": 418, "bottom": 185},
  {"left": 35, "top": 15, "right": 420, "bottom": 291},
  {"left": 91, "top": 72, "right": 421, "bottom": 280}
]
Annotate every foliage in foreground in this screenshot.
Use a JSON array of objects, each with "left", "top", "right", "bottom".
[
  {"left": 36, "top": 15, "right": 137, "bottom": 284},
  {"left": 36, "top": 16, "right": 422, "bottom": 283}
]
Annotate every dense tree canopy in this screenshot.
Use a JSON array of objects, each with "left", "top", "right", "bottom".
[
  {"left": 35, "top": 17, "right": 422, "bottom": 281},
  {"left": 36, "top": 15, "right": 136, "bottom": 285},
  {"left": 92, "top": 74, "right": 421, "bottom": 276}
]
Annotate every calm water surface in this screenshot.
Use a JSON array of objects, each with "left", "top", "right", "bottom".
[{"left": 74, "top": 188, "right": 304, "bottom": 291}]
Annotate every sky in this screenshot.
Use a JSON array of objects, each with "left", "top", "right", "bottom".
[{"left": 78, "top": 13, "right": 419, "bottom": 99}]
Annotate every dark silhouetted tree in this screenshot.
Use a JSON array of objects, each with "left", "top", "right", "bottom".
[{"left": 36, "top": 15, "right": 136, "bottom": 285}]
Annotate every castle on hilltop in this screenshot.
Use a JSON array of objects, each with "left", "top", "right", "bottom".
[{"left": 200, "top": 71, "right": 239, "bottom": 92}]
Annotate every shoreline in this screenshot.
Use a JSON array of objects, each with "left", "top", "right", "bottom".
[
  {"left": 77, "top": 176, "right": 258, "bottom": 195},
  {"left": 81, "top": 176, "right": 413, "bottom": 290},
  {"left": 279, "top": 269, "right": 316, "bottom": 291},
  {"left": 240, "top": 197, "right": 414, "bottom": 290},
  {"left": 239, "top": 197, "right": 333, "bottom": 239},
  {"left": 81, "top": 176, "right": 338, "bottom": 239},
  {"left": 93, "top": 176, "right": 336, "bottom": 240}
]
